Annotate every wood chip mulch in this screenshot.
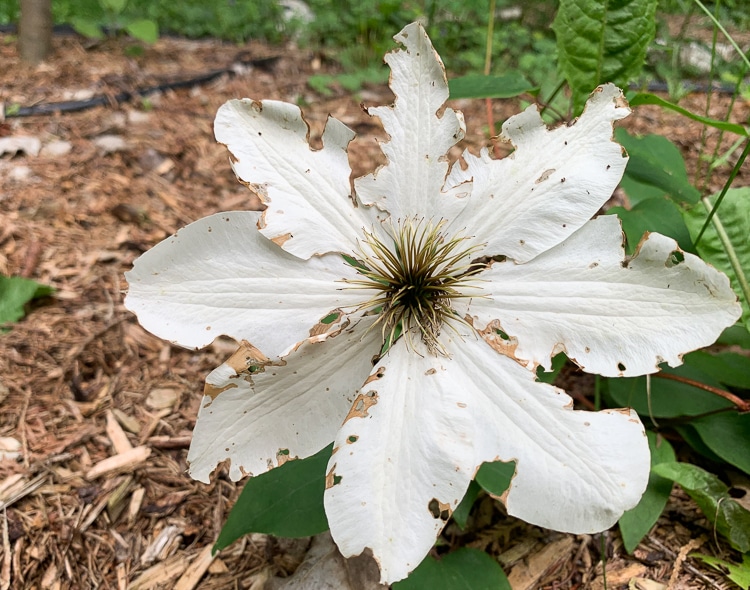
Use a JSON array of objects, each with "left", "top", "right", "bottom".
[{"left": 1, "top": 31, "right": 748, "bottom": 590}]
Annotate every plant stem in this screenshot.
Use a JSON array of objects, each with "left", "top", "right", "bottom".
[
  {"left": 653, "top": 372, "right": 749, "bottom": 412},
  {"left": 694, "top": 138, "right": 750, "bottom": 245}
]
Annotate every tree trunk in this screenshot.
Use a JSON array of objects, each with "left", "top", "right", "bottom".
[{"left": 19, "top": 0, "right": 52, "bottom": 64}]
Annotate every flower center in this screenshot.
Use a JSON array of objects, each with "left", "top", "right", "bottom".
[{"left": 344, "top": 219, "right": 485, "bottom": 355}]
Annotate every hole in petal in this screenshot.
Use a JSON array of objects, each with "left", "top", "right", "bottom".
[
  {"left": 346, "top": 435, "right": 358, "bottom": 444},
  {"left": 617, "top": 362, "right": 627, "bottom": 372},
  {"left": 666, "top": 250, "right": 685, "bottom": 268},
  {"left": 428, "top": 498, "right": 451, "bottom": 521}
]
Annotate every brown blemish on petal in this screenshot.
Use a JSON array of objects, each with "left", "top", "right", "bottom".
[
  {"left": 535, "top": 168, "right": 555, "bottom": 184},
  {"left": 203, "top": 382, "right": 238, "bottom": 403},
  {"left": 480, "top": 320, "right": 519, "bottom": 361},
  {"left": 325, "top": 465, "right": 341, "bottom": 489},
  {"left": 271, "top": 232, "right": 293, "bottom": 247},
  {"left": 276, "top": 448, "right": 296, "bottom": 466},
  {"left": 344, "top": 391, "right": 378, "bottom": 421},
  {"left": 204, "top": 341, "right": 271, "bottom": 401},
  {"left": 425, "top": 368, "right": 436, "bottom": 376},
  {"left": 226, "top": 341, "right": 270, "bottom": 375},
  {"left": 309, "top": 309, "right": 344, "bottom": 337},
  {"left": 364, "top": 366, "right": 385, "bottom": 385}
]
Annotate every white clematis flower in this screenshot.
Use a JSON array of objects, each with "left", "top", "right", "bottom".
[{"left": 125, "top": 23, "right": 741, "bottom": 584}]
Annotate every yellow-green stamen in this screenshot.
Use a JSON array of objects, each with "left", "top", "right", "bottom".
[{"left": 344, "top": 219, "right": 485, "bottom": 355}]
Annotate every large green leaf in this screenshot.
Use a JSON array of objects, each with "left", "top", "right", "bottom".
[
  {"left": 553, "top": 0, "right": 657, "bottom": 112},
  {"left": 606, "top": 360, "right": 731, "bottom": 419},
  {"left": 629, "top": 93, "right": 749, "bottom": 136},
  {"left": 615, "top": 129, "right": 700, "bottom": 206},
  {"left": 0, "top": 275, "right": 53, "bottom": 327},
  {"left": 683, "top": 188, "right": 750, "bottom": 331},
  {"left": 393, "top": 548, "right": 511, "bottom": 590},
  {"left": 691, "top": 412, "right": 750, "bottom": 475},
  {"left": 214, "top": 445, "right": 331, "bottom": 551},
  {"left": 618, "top": 433, "right": 675, "bottom": 553},
  {"left": 448, "top": 73, "right": 535, "bottom": 100},
  {"left": 608, "top": 198, "right": 694, "bottom": 255},
  {"left": 654, "top": 462, "right": 750, "bottom": 552}
]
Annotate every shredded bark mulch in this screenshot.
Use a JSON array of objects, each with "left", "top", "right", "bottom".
[{"left": 1, "top": 32, "right": 748, "bottom": 589}]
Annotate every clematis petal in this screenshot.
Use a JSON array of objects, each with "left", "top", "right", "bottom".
[
  {"left": 188, "top": 317, "right": 382, "bottom": 482},
  {"left": 354, "top": 22, "right": 467, "bottom": 221},
  {"left": 445, "top": 84, "right": 630, "bottom": 262},
  {"left": 458, "top": 215, "right": 741, "bottom": 377},
  {"left": 452, "top": 333, "right": 650, "bottom": 534},
  {"left": 215, "top": 99, "right": 372, "bottom": 259},
  {"left": 325, "top": 337, "right": 477, "bottom": 584},
  {"left": 125, "top": 211, "right": 369, "bottom": 357}
]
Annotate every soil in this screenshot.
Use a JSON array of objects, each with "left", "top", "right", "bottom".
[{"left": 0, "top": 30, "right": 748, "bottom": 590}]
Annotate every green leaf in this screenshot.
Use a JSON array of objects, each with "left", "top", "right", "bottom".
[
  {"left": 475, "top": 460, "right": 516, "bottom": 497},
  {"left": 629, "top": 93, "right": 749, "bottom": 136},
  {"left": 125, "top": 19, "right": 159, "bottom": 44},
  {"left": 553, "top": 0, "right": 657, "bottom": 113},
  {"left": 100, "top": 0, "right": 127, "bottom": 15},
  {"left": 0, "top": 275, "right": 53, "bottom": 326},
  {"left": 717, "top": 324, "right": 750, "bottom": 348},
  {"left": 608, "top": 198, "right": 694, "bottom": 255},
  {"left": 692, "top": 553, "right": 750, "bottom": 590},
  {"left": 653, "top": 462, "right": 750, "bottom": 552},
  {"left": 393, "top": 548, "right": 511, "bottom": 590},
  {"left": 605, "top": 361, "right": 731, "bottom": 419},
  {"left": 214, "top": 445, "right": 331, "bottom": 551},
  {"left": 683, "top": 188, "right": 750, "bottom": 331},
  {"left": 618, "top": 433, "right": 675, "bottom": 553},
  {"left": 691, "top": 412, "right": 750, "bottom": 475},
  {"left": 448, "top": 73, "right": 535, "bottom": 100},
  {"left": 452, "top": 480, "right": 480, "bottom": 531},
  {"left": 615, "top": 129, "right": 700, "bottom": 206},
  {"left": 535, "top": 353, "right": 568, "bottom": 385},
  {"left": 71, "top": 17, "right": 105, "bottom": 39},
  {"left": 685, "top": 350, "right": 750, "bottom": 390}
]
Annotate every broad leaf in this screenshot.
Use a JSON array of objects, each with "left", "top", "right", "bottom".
[
  {"left": 448, "top": 73, "right": 535, "bottom": 100},
  {"left": 618, "top": 433, "right": 675, "bottom": 553},
  {"left": 608, "top": 198, "right": 694, "bottom": 255},
  {"left": 214, "top": 444, "right": 331, "bottom": 551},
  {"left": 606, "top": 358, "right": 732, "bottom": 419},
  {"left": 393, "top": 548, "right": 511, "bottom": 590},
  {"left": 692, "top": 553, "right": 750, "bottom": 590},
  {"left": 629, "top": 93, "right": 748, "bottom": 136},
  {"left": 683, "top": 188, "right": 750, "bottom": 331},
  {"left": 553, "top": 0, "right": 657, "bottom": 112},
  {"left": 615, "top": 129, "right": 700, "bottom": 206},
  {"left": 452, "top": 481, "right": 481, "bottom": 530},
  {"left": 654, "top": 462, "right": 750, "bottom": 552},
  {"left": 691, "top": 412, "right": 750, "bottom": 475},
  {"left": 126, "top": 19, "right": 159, "bottom": 44},
  {"left": 70, "top": 17, "right": 104, "bottom": 39},
  {"left": 0, "top": 275, "right": 53, "bottom": 327}
]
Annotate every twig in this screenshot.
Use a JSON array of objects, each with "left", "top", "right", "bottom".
[
  {"left": 20, "top": 240, "right": 43, "bottom": 278},
  {"left": 647, "top": 535, "right": 723, "bottom": 590},
  {"left": 653, "top": 372, "right": 749, "bottom": 412}
]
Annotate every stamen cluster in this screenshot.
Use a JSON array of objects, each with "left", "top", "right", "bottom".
[{"left": 345, "top": 219, "right": 485, "bottom": 355}]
